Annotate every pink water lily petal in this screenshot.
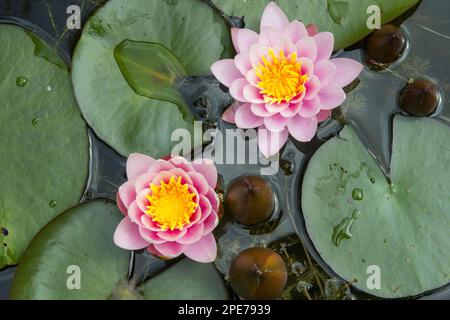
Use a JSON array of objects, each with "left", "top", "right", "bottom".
[
  {"left": 306, "top": 24, "right": 319, "bottom": 36},
  {"left": 116, "top": 192, "right": 127, "bottom": 215},
  {"left": 298, "top": 96, "right": 321, "bottom": 118},
  {"left": 118, "top": 180, "right": 136, "bottom": 209},
  {"left": 265, "top": 102, "right": 289, "bottom": 114},
  {"left": 126, "top": 153, "right": 155, "bottom": 180},
  {"left": 169, "top": 156, "right": 194, "bottom": 172},
  {"left": 264, "top": 113, "right": 289, "bottom": 132},
  {"left": 243, "top": 84, "right": 265, "bottom": 104},
  {"left": 314, "top": 60, "right": 336, "bottom": 87},
  {"left": 177, "top": 223, "right": 204, "bottom": 245},
  {"left": 139, "top": 227, "right": 166, "bottom": 244},
  {"left": 154, "top": 241, "right": 186, "bottom": 258},
  {"left": 304, "top": 75, "right": 321, "bottom": 100},
  {"left": 233, "top": 28, "right": 260, "bottom": 53},
  {"left": 128, "top": 201, "right": 144, "bottom": 226},
  {"left": 281, "top": 102, "right": 302, "bottom": 117},
  {"left": 260, "top": 26, "right": 280, "bottom": 47},
  {"left": 251, "top": 103, "right": 272, "bottom": 117},
  {"left": 141, "top": 214, "right": 161, "bottom": 232},
  {"left": 191, "top": 158, "right": 217, "bottom": 188},
  {"left": 135, "top": 172, "right": 155, "bottom": 193},
  {"left": 183, "top": 233, "right": 217, "bottom": 263},
  {"left": 246, "top": 69, "right": 260, "bottom": 87},
  {"left": 187, "top": 171, "right": 209, "bottom": 195},
  {"left": 283, "top": 21, "right": 308, "bottom": 43},
  {"left": 260, "top": 2, "right": 289, "bottom": 33},
  {"left": 288, "top": 114, "right": 318, "bottom": 142},
  {"left": 314, "top": 32, "right": 334, "bottom": 62},
  {"left": 211, "top": 59, "right": 241, "bottom": 87},
  {"left": 235, "top": 103, "right": 264, "bottom": 128},
  {"left": 249, "top": 43, "right": 269, "bottom": 67},
  {"left": 230, "top": 78, "right": 248, "bottom": 102},
  {"left": 296, "top": 37, "right": 317, "bottom": 61},
  {"left": 299, "top": 57, "right": 314, "bottom": 77},
  {"left": 235, "top": 52, "right": 252, "bottom": 75},
  {"left": 222, "top": 102, "right": 239, "bottom": 124},
  {"left": 186, "top": 205, "right": 202, "bottom": 228},
  {"left": 157, "top": 228, "right": 187, "bottom": 242},
  {"left": 198, "top": 194, "right": 212, "bottom": 222},
  {"left": 258, "top": 126, "right": 289, "bottom": 157},
  {"left": 136, "top": 188, "right": 150, "bottom": 213},
  {"left": 331, "top": 58, "right": 364, "bottom": 88},
  {"left": 202, "top": 212, "right": 219, "bottom": 235},
  {"left": 148, "top": 160, "right": 175, "bottom": 174},
  {"left": 114, "top": 217, "right": 150, "bottom": 250},
  {"left": 231, "top": 28, "right": 241, "bottom": 54},
  {"left": 318, "top": 85, "right": 346, "bottom": 109},
  {"left": 205, "top": 187, "right": 219, "bottom": 212},
  {"left": 317, "top": 110, "right": 332, "bottom": 123}
]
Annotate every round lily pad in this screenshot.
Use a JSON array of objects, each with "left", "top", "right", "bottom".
[
  {"left": 0, "top": 25, "right": 89, "bottom": 269},
  {"left": 10, "top": 200, "right": 129, "bottom": 299},
  {"left": 212, "top": 0, "right": 420, "bottom": 50},
  {"left": 302, "top": 115, "right": 450, "bottom": 298},
  {"left": 72, "top": 0, "right": 233, "bottom": 157},
  {"left": 10, "top": 200, "right": 229, "bottom": 300}
]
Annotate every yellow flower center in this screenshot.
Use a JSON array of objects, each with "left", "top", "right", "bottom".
[
  {"left": 146, "top": 176, "right": 198, "bottom": 231},
  {"left": 254, "top": 48, "right": 309, "bottom": 105}
]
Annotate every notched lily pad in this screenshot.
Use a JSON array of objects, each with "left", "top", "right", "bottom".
[
  {"left": 212, "top": 0, "right": 420, "bottom": 50},
  {"left": 302, "top": 115, "right": 450, "bottom": 298},
  {"left": 0, "top": 25, "right": 88, "bottom": 269}
]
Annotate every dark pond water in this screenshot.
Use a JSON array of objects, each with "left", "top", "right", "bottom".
[{"left": 1, "top": 0, "right": 449, "bottom": 300}]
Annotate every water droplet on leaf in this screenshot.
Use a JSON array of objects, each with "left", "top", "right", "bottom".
[
  {"left": 352, "top": 188, "right": 364, "bottom": 201},
  {"left": 49, "top": 200, "right": 57, "bottom": 208}
]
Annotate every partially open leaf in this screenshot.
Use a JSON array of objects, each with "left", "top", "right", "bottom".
[
  {"left": 114, "top": 40, "right": 190, "bottom": 119},
  {"left": 302, "top": 116, "right": 450, "bottom": 298}
]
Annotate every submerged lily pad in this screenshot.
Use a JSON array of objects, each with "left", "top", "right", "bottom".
[
  {"left": 302, "top": 116, "right": 450, "bottom": 298},
  {"left": 212, "top": 0, "right": 420, "bottom": 50},
  {"left": 0, "top": 25, "right": 89, "bottom": 269},
  {"left": 72, "top": 0, "right": 233, "bottom": 157},
  {"left": 10, "top": 200, "right": 229, "bottom": 300}
]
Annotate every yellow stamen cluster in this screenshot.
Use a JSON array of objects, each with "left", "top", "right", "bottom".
[
  {"left": 146, "top": 176, "right": 197, "bottom": 231},
  {"left": 254, "top": 48, "right": 309, "bottom": 105}
]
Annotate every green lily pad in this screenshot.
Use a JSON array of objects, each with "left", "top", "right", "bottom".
[
  {"left": 0, "top": 25, "right": 89, "bottom": 269},
  {"left": 212, "top": 0, "right": 420, "bottom": 50},
  {"left": 10, "top": 200, "right": 129, "bottom": 299},
  {"left": 302, "top": 116, "right": 450, "bottom": 298},
  {"left": 10, "top": 200, "right": 229, "bottom": 300},
  {"left": 142, "top": 259, "right": 229, "bottom": 300},
  {"left": 72, "top": 0, "right": 233, "bottom": 157}
]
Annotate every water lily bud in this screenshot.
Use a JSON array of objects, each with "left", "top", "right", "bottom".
[
  {"left": 399, "top": 79, "right": 440, "bottom": 116},
  {"left": 224, "top": 176, "right": 275, "bottom": 226},
  {"left": 229, "top": 247, "right": 288, "bottom": 300},
  {"left": 366, "top": 24, "right": 406, "bottom": 64}
]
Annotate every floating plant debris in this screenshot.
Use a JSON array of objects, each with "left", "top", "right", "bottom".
[
  {"left": 366, "top": 24, "right": 406, "bottom": 64},
  {"left": 398, "top": 79, "right": 440, "bottom": 116},
  {"left": 16, "top": 76, "right": 28, "bottom": 87},
  {"left": 224, "top": 176, "right": 275, "bottom": 226},
  {"left": 229, "top": 247, "right": 287, "bottom": 300}
]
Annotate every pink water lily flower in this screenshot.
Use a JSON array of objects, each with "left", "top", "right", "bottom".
[
  {"left": 114, "top": 154, "right": 220, "bottom": 263},
  {"left": 211, "top": 2, "right": 363, "bottom": 157}
]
